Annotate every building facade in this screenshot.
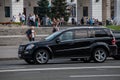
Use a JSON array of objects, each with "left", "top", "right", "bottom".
[{"left": 0, "top": 0, "right": 120, "bottom": 24}]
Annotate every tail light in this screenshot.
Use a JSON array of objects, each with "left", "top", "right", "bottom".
[{"left": 112, "top": 38, "right": 116, "bottom": 45}]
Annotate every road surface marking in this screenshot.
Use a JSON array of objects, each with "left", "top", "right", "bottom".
[
  {"left": 0, "top": 66, "right": 25, "bottom": 70},
  {"left": 0, "top": 66, "right": 120, "bottom": 73},
  {"left": 70, "top": 74, "right": 120, "bottom": 78}
]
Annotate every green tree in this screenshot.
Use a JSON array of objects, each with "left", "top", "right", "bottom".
[
  {"left": 37, "top": 0, "right": 49, "bottom": 17},
  {"left": 51, "top": 0, "right": 70, "bottom": 21}
]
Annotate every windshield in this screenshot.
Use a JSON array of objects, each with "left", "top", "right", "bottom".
[{"left": 45, "top": 31, "right": 61, "bottom": 41}]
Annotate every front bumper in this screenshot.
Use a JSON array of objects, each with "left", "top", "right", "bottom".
[
  {"left": 18, "top": 51, "right": 33, "bottom": 59},
  {"left": 18, "top": 45, "right": 33, "bottom": 59}
]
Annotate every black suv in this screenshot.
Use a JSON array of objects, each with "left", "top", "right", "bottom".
[{"left": 18, "top": 27, "right": 117, "bottom": 64}]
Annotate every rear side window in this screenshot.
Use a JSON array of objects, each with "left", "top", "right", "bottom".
[
  {"left": 94, "top": 29, "right": 109, "bottom": 37},
  {"left": 74, "top": 29, "right": 88, "bottom": 39}
]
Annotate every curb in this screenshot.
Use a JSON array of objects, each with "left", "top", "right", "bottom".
[{"left": 0, "top": 58, "right": 20, "bottom": 61}]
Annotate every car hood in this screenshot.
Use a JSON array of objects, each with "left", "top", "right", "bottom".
[{"left": 22, "top": 40, "right": 51, "bottom": 46}]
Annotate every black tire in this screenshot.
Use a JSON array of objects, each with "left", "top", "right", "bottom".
[
  {"left": 112, "top": 55, "right": 120, "bottom": 60},
  {"left": 93, "top": 48, "right": 107, "bottom": 63},
  {"left": 34, "top": 49, "right": 49, "bottom": 64},
  {"left": 24, "top": 59, "right": 35, "bottom": 64}
]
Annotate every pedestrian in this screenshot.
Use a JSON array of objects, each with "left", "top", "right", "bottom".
[
  {"left": 89, "top": 18, "right": 93, "bottom": 25},
  {"left": 81, "top": 17, "right": 84, "bottom": 25},
  {"left": 52, "top": 18, "right": 57, "bottom": 27},
  {"left": 27, "top": 14, "right": 32, "bottom": 26},
  {"left": 26, "top": 26, "right": 36, "bottom": 41},
  {"left": 52, "top": 26, "right": 59, "bottom": 33},
  {"left": 56, "top": 18, "right": 60, "bottom": 27},
  {"left": 26, "top": 28, "right": 32, "bottom": 41},
  {"left": 52, "top": 18, "right": 60, "bottom": 33},
  {"left": 35, "top": 15, "right": 40, "bottom": 27},
  {"left": 30, "top": 14, "right": 35, "bottom": 26},
  {"left": 60, "top": 17, "right": 65, "bottom": 26},
  {"left": 21, "top": 13, "right": 26, "bottom": 25},
  {"left": 31, "top": 26, "right": 36, "bottom": 41},
  {"left": 47, "top": 17, "right": 52, "bottom": 26},
  {"left": 11, "top": 16, "right": 16, "bottom": 22},
  {"left": 71, "top": 17, "right": 75, "bottom": 25}
]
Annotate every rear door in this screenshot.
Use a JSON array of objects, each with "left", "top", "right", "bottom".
[{"left": 70, "top": 28, "right": 92, "bottom": 57}]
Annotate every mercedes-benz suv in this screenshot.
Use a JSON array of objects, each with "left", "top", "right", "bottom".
[{"left": 18, "top": 27, "right": 117, "bottom": 64}]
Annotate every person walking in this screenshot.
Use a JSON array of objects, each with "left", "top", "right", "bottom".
[
  {"left": 31, "top": 26, "right": 36, "bottom": 41},
  {"left": 26, "top": 26, "right": 36, "bottom": 41},
  {"left": 52, "top": 26, "right": 59, "bottom": 33},
  {"left": 81, "top": 17, "right": 84, "bottom": 25},
  {"left": 52, "top": 18, "right": 59, "bottom": 33},
  {"left": 21, "top": 13, "right": 26, "bottom": 25},
  {"left": 35, "top": 15, "right": 40, "bottom": 27}
]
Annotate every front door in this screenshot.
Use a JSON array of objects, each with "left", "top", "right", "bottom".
[{"left": 51, "top": 30, "right": 75, "bottom": 58}]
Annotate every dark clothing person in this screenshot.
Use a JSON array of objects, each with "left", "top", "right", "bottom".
[
  {"left": 26, "top": 27, "right": 36, "bottom": 41},
  {"left": 52, "top": 27, "right": 59, "bottom": 33},
  {"left": 81, "top": 17, "right": 84, "bottom": 25},
  {"left": 26, "top": 29, "right": 32, "bottom": 41},
  {"left": 71, "top": 18, "right": 75, "bottom": 25}
]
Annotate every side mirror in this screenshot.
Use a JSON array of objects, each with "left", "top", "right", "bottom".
[{"left": 56, "top": 38, "right": 61, "bottom": 43}]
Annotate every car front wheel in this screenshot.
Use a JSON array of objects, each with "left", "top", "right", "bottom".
[
  {"left": 34, "top": 49, "right": 49, "bottom": 64},
  {"left": 93, "top": 48, "right": 107, "bottom": 63}
]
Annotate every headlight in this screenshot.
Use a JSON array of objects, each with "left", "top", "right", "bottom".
[{"left": 26, "top": 44, "right": 35, "bottom": 50}]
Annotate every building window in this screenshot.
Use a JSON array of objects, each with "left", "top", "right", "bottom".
[
  {"left": 71, "top": 0, "right": 74, "bottom": 2},
  {"left": 34, "top": 7, "right": 39, "bottom": 15},
  {"left": 70, "top": 5, "right": 76, "bottom": 17},
  {"left": 5, "top": 6, "right": 10, "bottom": 17},
  {"left": 83, "top": 7, "right": 88, "bottom": 17},
  {"left": 72, "top": 6, "right": 76, "bottom": 17}
]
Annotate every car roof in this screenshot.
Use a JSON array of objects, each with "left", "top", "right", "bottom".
[{"left": 62, "top": 26, "right": 106, "bottom": 31}]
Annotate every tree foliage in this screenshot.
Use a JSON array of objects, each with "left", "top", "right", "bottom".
[
  {"left": 37, "top": 0, "right": 49, "bottom": 17},
  {"left": 51, "top": 0, "right": 70, "bottom": 21},
  {"left": 37, "top": 0, "right": 70, "bottom": 21}
]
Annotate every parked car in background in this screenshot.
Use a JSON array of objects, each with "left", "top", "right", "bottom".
[{"left": 18, "top": 27, "right": 117, "bottom": 64}]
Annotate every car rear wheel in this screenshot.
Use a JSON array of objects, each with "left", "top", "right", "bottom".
[
  {"left": 93, "top": 48, "right": 107, "bottom": 63},
  {"left": 34, "top": 49, "right": 49, "bottom": 64}
]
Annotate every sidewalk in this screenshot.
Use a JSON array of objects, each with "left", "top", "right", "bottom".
[
  {"left": 0, "top": 34, "right": 49, "bottom": 46},
  {"left": 0, "top": 46, "right": 18, "bottom": 59},
  {"left": 0, "top": 34, "right": 48, "bottom": 38}
]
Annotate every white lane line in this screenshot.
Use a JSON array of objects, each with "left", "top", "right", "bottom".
[
  {"left": 70, "top": 74, "right": 120, "bottom": 78},
  {"left": 0, "top": 66, "right": 25, "bottom": 70},
  {"left": 0, "top": 66, "right": 120, "bottom": 73}
]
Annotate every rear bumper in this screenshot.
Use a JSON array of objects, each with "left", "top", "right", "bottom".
[
  {"left": 109, "top": 45, "right": 117, "bottom": 56},
  {"left": 117, "top": 47, "right": 120, "bottom": 54}
]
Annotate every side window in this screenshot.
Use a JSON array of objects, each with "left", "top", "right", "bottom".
[
  {"left": 74, "top": 29, "right": 88, "bottom": 39},
  {"left": 94, "top": 29, "right": 108, "bottom": 37},
  {"left": 59, "top": 31, "right": 73, "bottom": 41}
]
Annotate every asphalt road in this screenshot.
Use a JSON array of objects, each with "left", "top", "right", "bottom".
[{"left": 0, "top": 59, "right": 120, "bottom": 80}]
